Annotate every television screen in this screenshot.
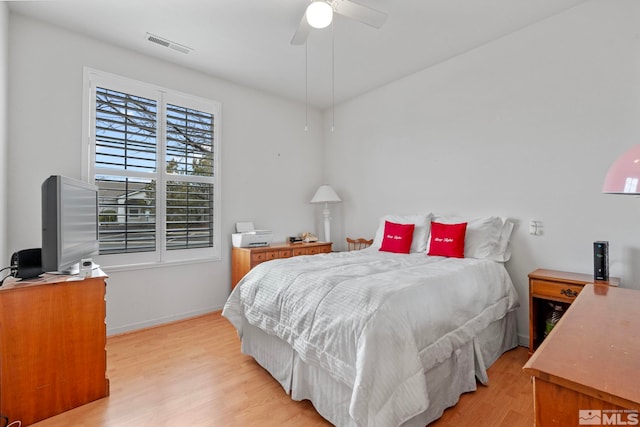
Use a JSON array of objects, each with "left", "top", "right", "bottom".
[{"left": 41, "top": 175, "right": 99, "bottom": 274}]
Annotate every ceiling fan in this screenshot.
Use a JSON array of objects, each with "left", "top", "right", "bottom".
[{"left": 291, "top": 0, "right": 388, "bottom": 45}]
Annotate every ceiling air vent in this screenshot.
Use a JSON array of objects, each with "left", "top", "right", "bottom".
[{"left": 145, "top": 33, "right": 193, "bottom": 54}]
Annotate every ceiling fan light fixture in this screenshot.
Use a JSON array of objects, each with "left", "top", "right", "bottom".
[{"left": 306, "top": 1, "right": 333, "bottom": 29}]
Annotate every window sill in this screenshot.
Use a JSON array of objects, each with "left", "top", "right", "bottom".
[{"left": 98, "top": 256, "right": 221, "bottom": 274}]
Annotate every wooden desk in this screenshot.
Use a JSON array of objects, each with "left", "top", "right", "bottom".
[
  {"left": 0, "top": 271, "right": 109, "bottom": 425},
  {"left": 523, "top": 284, "right": 640, "bottom": 426}
]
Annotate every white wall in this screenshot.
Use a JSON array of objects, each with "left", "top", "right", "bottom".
[
  {"left": 7, "top": 13, "right": 325, "bottom": 335},
  {"left": 7, "top": 1, "right": 640, "bottom": 344},
  {"left": 324, "top": 0, "right": 640, "bottom": 345},
  {"left": 0, "top": 3, "right": 7, "bottom": 266}
]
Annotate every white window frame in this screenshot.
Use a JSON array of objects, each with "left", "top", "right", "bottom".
[{"left": 82, "top": 68, "right": 221, "bottom": 269}]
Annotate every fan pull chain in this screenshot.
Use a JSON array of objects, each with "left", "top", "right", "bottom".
[
  {"left": 331, "top": 20, "right": 335, "bottom": 132},
  {"left": 305, "top": 41, "right": 309, "bottom": 132}
]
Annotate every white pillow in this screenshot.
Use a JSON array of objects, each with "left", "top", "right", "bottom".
[
  {"left": 430, "top": 215, "right": 514, "bottom": 262},
  {"left": 372, "top": 214, "right": 432, "bottom": 253}
]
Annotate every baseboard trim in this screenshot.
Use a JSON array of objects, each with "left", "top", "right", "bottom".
[
  {"left": 518, "top": 333, "right": 529, "bottom": 348},
  {"left": 107, "top": 306, "right": 223, "bottom": 337}
]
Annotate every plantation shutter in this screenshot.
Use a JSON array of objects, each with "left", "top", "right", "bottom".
[
  {"left": 94, "top": 87, "right": 158, "bottom": 255},
  {"left": 164, "top": 104, "right": 215, "bottom": 251},
  {"left": 91, "top": 80, "right": 218, "bottom": 260}
]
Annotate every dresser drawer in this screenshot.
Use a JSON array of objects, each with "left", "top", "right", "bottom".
[
  {"left": 530, "top": 279, "right": 583, "bottom": 303},
  {"left": 279, "top": 249, "right": 293, "bottom": 258},
  {"left": 251, "top": 250, "right": 278, "bottom": 264},
  {"left": 317, "top": 245, "right": 331, "bottom": 254},
  {"left": 292, "top": 247, "right": 308, "bottom": 256}
]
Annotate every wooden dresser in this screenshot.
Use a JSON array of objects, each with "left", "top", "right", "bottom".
[
  {"left": 231, "top": 241, "right": 332, "bottom": 288},
  {"left": 523, "top": 283, "right": 640, "bottom": 426},
  {"left": 0, "top": 271, "right": 109, "bottom": 426},
  {"left": 528, "top": 269, "right": 619, "bottom": 355}
]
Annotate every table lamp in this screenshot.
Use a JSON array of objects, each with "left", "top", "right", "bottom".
[{"left": 310, "top": 185, "right": 341, "bottom": 242}]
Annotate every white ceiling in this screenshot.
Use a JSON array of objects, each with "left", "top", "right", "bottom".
[{"left": 8, "top": 0, "right": 586, "bottom": 109}]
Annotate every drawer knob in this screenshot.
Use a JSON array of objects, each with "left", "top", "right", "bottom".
[{"left": 560, "top": 288, "right": 578, "bottom": 298}]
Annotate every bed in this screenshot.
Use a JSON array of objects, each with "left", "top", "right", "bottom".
[{"left": 222, "top": 214, "right": 519, "bottom": 427}]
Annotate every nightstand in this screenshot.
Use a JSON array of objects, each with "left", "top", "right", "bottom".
[
  {"left": 528, "top": 268, "right": 619, "bottom": 355},
  {"left": 231, "top": 241, "right": 332, "bottom": 288}
]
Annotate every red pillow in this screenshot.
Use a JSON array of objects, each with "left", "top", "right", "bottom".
[
  {"left": 379, "top": 221, "right": 415, "bottom": 254},
  {"left": 428, "top": 222, "right": 467, "bottom": 258}
]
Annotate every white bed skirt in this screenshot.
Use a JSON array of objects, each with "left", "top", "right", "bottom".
[{"left": 239, "top": 310, "right": 518, "bottom": 427}]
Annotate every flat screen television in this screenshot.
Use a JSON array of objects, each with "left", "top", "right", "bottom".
[{"left": 41, "top": 175, "right": 99, "bottom": 274}]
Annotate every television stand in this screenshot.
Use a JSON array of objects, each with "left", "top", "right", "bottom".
[{"left": 0, "top": 270, "right": 109, "bottom": 425}]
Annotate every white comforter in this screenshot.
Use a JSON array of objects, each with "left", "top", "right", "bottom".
[{"left": 223, "top": 250, "right": 519, "bottom": 427}]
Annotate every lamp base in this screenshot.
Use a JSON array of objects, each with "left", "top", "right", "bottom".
[{"left": 322, "top": 204, "right": 331, "bottom": 242}]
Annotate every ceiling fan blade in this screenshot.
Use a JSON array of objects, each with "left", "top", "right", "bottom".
[
  {"left": 333, "top": 0, "right": 387, "bottom": 29},
  {"left": 291, "top": 14, "right": 312, "bottom": 45}
]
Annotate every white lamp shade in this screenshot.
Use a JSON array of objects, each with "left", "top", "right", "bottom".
[
  {"left": 310, "top": 185, "right": 342, "bottom": 204},
  {"left": 306, "top": 1, "right": 333, "bottom": 29},
  {"left": 602, "top": 144, "right": 640, "bottom": 194}
]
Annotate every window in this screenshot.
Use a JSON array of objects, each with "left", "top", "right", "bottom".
[{"left": 83, "top": 69, "right": 221, "bottom": 267}]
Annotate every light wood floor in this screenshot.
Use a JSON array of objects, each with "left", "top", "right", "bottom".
[{"left": 32, "top": 312, "right": 533, "bottom": 427}]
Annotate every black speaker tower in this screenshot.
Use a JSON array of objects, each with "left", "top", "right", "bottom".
[{"left": 593, "top": 241, "right": 609, "bottom": 281}]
